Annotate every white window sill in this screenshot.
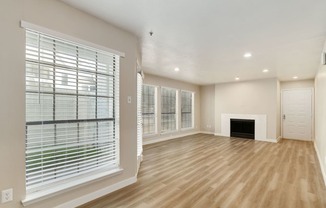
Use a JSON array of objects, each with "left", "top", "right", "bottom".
[
  {"left": 22, "top": 168, "right": 123, "bottom": 207},
  {"left": 160, "top": 130, "right": 179, "bottom": 135},
  {"left": 143, "top": 133, "right": 159, "bottom": 139},
  {"left": 181, "top": 127, "right": 195, "bottom": 131}
]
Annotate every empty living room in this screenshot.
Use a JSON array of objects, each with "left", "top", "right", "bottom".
[{"left": 1, "top": 0, "right": 326, "bottom": 208}]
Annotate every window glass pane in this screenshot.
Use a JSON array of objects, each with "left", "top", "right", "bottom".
[
  {"left": 161, "top": 87, "right": 176, "bottom": 132},
  {"left": 142, "top": 85, "right": 156, "bottom": 135},
  {"left": 181, "top": 91, "right": 193, "bottom": 129},
  {"left": 25, "top": 30, "right": 119, "bottom": 192}
]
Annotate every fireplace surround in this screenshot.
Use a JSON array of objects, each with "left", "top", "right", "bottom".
[{"left": 220, "top": 114, "right": 267, "bottom": 141}]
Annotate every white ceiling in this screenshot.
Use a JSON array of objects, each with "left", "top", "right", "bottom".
[{"left": 62, "top": 0, "right": 326, "bottom": 85}]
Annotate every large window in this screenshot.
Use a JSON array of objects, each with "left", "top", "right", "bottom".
[
  {"left": 161, "top": 87, "right": 177, "bottom": 132},
  {"left": 142, "top": 85, "right": 156, "bottom": 135},
  {"left": 25, "top": 30, "right": 120, "bottom": 192},
  {"left": 181, "top": 91, "right": 194, "bottom": 129}
]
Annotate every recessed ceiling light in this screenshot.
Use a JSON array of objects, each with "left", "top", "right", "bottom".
[
  {"left": 243, "top": 53, "right": 252, "bottom": 58},
  {"left": 174, "top": 67, "right": 180, "bottom": 72},
  {"left": 262, "top": 69, "right": 269, "bottom": 73},
  {"left": 235, "top": 77, "right": 240, "bottom": 81},
  {"left": 293, "top": 76, "right": 298, "bottom": 79}
]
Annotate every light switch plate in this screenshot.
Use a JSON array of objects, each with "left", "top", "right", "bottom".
[{"left": 2, "top": 188, "right": 13, "bottom": 203}]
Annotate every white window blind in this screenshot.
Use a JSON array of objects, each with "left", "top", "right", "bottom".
[
  {"left": 161, "top": 87, "right": 177, "bottom": 132},
  {"left": 25, "top": 30, "right": 120, "bottom": 192},
  {"left": 181, "top": 91, "right": 194, "bottom": 129},
  {"left": 142, "top": 85, "right": 156, "bottom": 135},
  {"left": 137, "top": 73, "right": 143, "bottom": 157}
]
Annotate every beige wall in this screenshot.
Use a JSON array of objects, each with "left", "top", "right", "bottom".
[
  {"left": 215, "top": 78, "right": 278, "bottom": 140},
  {"left": 280, "top": 79, "right": 315, "bottom": 89},
  {"left": 200, "top": 85, "right": 215, "bottom": 133},
  {"left": 143, "top": 74, "right": 200, "bottom": 144},
  {"left": 314, "top": 46, "right": 326, "bottom": 185},
  {"left": 0, "top": 0, "right": 140, "bottom": 207}
]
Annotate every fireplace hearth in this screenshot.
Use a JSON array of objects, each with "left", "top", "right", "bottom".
[{"left": 230, "top": 119, "right": 255, "bottom": 139}]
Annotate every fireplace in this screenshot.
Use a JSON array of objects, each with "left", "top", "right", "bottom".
[{"left": 230, "top": 119, "right": 255, "bottom": 139}]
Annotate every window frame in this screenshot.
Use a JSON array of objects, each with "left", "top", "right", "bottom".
[
  {"left": 180, "top": 90, "right": 195, "bottom": 130},
  {"left": 22, "top": 22, "right": 124, "bottom": 204},
  {"left": 160, "top": 86, "right": 178, "bottom": 134},
  {"left": 142, "top": 84, "right": 158, "bottom": 136}
]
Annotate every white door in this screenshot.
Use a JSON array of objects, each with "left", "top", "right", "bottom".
[{"left": 282, "top": 89, "right": 312, "bottom": 141}]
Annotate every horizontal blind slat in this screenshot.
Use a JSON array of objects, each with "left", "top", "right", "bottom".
[{"left": 25, "top": 30, "right": 120, "bottom": 192}]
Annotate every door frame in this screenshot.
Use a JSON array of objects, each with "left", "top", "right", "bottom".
[{"left": 281, "top": 88, "right": 314, "bottom": 141}]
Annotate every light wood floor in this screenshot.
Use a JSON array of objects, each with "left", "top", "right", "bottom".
[{"left": 80, "top": 134, "right": 326, "bottom": 208}]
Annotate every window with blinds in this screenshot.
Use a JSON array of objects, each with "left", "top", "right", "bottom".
[
  {"left": 142, "top": 85, "right": 156, "bottom": 135},
  {"left": 137, "top": 73, "right": 143, "bottom": 157},
  {"left": 161, "top": 87, "right": 177, "bottom": 132},
  {"left": 181, "top": 91, "right": 194, "bottom": 129},
  {"left": 25, "top": 30, "right": 120, "bottom": 192}
]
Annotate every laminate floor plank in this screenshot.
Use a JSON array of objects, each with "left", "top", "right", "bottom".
[{"left": 79, "top": 134, "right": 326, "bottom": 208}]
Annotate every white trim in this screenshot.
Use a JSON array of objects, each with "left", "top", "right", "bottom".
[
  {"left": 143, "top": 133, "right": 159, "bottom": 139},
  {"left": 214, "top": 132, "right": 277, "bottom": 143},
  {"left": 276, "top": 136, "right": 282, "bottom": 143},
  {"left": 180, "top": 89, "right": 195, "bottom": 94},
  {"left": 142, "top": 83, "right": 159, "bottom": 88},
  {"left": 314, "top": 142, "right": 326, "bottom": 187},
  {"left": 20, "top": 21, "right": 125, "bottom": 57},
  {"left": 199, "top": 131, "right": 215, "bottom": 135},
  {"left": 181, "top": 127, "right": 195, "bottom": 131},
  {"left": 22, "top": 168, "right": 123, "bottom": 206},
  {"left": 143, "top": 131, "right": 200, "bottom": 145},
  {"left": 137, "top": 154, "right": 143, "bottom": 175},
  {"left": 255, "top": 138, "right": 278, "bottom": 143},
  {"left": 160, "top": 130, "right": 179, "bottom": 135},
  {"left": 54, "top": 176, "right": 137, "bottom": 208}
]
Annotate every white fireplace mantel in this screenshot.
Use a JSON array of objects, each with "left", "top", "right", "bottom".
[{"left": 220, "top": 113, "right": 267, "bottom": 141}]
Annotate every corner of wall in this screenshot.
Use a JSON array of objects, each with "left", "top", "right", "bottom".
[{"left": 314, "top": 141, "right": 326, "bottom": 187}]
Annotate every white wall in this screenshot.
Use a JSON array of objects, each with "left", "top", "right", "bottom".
[
  {"left": 0, "top": 0, "right": 140, "bottom": 207},
  {"left": 215, "top": 78, "right": 278, "bottom": 141},
  {"left": 143, "top": 74, "right": 201, "bottom": 144},
  {"left": 314, "top": 46, "right": 326, "bottom": 185},
  {"left": 200, "top": 85, "right": 215, "bottom": 133}
]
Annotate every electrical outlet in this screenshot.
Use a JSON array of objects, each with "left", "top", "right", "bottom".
[
  {"left": 2, "top": 188, "right": 13, "bottom": 203},
  {"left": 127, "top": 96, "right": 131, "bottom": 104}
]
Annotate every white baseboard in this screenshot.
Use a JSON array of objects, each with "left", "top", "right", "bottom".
[
  {"left": 143, "top": 131, "right": 201, "bottom": 145},
  {"left": 314, "top": 142, "right": 326, "bottom": 187},
  {"left": 255, "top": 138, "right": 278, "bottom": 143},
  {"left": 55, "top": 176, "right": 137, "bottom": 208},
  {"left": 199, "top": 131, "right": 215, "bottom": 135},
  {"left": 137, "top": 154, "right": 143, "bottom": 175},
  {"left": 276, "top": 136, "right": 282, "bottom": 143},
  {"left": 214, "top": 133, "right": 277, "bottom": 143}
]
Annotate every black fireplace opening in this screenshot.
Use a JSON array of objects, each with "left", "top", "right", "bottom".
[{"left": 230, "top": 119, "right": 255, "bottom": 139}]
